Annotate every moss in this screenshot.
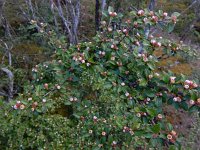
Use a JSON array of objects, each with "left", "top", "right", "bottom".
[
  {"left": 12, "top": 43, "right": 44, "bottom": 54},
  {"left": 153, "top": 49, "right": 164, "bottom": 57},
  {"left": 157, "top": 56, "right": 182, "bottom": 67},
  {"left": 154, "top": 49, "right": 192, "bottom": 75},
  {"left": 157, "top": 0, "right": 189, "bottom": 12},
  {"left": 11, "top": 43, "right": 47, "bottom": 69},
  {"left": 53, "top": 105, "right": 73, "bottom": 118},
  {"left": 156, "top": 59, "right": 192, "bottom": 75},
  {"left": 170, "top": 63, "right": 192, "bottom": 75}
]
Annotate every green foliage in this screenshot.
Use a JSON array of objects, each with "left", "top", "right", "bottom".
[
  {"left": 0, "top": 107, "right": 71, "bottom": 149},
  {"left": 0, "top": 8, "right": 199, "bottom": 149}
]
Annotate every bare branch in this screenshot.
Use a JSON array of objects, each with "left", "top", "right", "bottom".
[
  {"left": 0, "top": 0, "right": 13, "bottom": 38},
  {"left": 24, "top": 0, "right": 36, "bottom": 20},
  {"left": 55, "top": 0, "right": 80, "bottom": 44},
  {"left": 0, "top": 91, "right": 8, "bottom": 97},
  {"left": 0, "top": 40, "right": 12, "bottom": 66},
  {"left": 50, "top": 0, "right": 59, "bottom": 32},
  {"left": 101, "top": 0, "right": 106, "bottom": 13}
]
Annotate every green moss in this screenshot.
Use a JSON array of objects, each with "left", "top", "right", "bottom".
[
  {"left": 11, "top": 43, "right": 47, "bottom": 69},
  {"left": 12, "top": 43, "right": 44, "bottom": 54},
  {"left": 170, "top": 63, "right": 192, "bottom": 75}
]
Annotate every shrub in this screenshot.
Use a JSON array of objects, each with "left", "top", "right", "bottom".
[{"left": 0, "top": 7, "right": 199, "bottom": 149}]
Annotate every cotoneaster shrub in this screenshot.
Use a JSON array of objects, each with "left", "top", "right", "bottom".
[{"left": 0, "top": 7, "right": 199, "bottom": 149}]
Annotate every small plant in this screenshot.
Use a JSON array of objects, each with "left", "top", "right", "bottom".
[{"left": 0, "top": 7, "right": 199, "bottom": 149}]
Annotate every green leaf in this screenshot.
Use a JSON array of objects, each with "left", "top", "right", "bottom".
[
  {"left": 0, "top": 100, "right": 4, "bottom": 106},
  {"left": 147, "top": 108, "right": 156, "bottom": 117},
  {"left": 73, "top": 114, "right": 80, "bottom": 119},
  {"left": 180, "top": 101, "right": 188, "bottom": 111},
  {"left": 108, "top": 6, "right": 114, "bottom": 13},
  {"left": 21, "top": 100, "right": 28, "bottom": 105},
  {"left": 155, "top": 97, "right": 162, "bottom": 107},
  {"left": 64, "top": 101, "right": 72, "bottom": 105},
  {"left": 104, "top": 83, "right": 112, "bottom": 89},
  {"left": 162, "top": 75, "right": 169, "bottom": 83},
  {"left": 167, "top": 23, "right": 175, "bottom": 33},
  {"left": 102, "top": 11, "right": 108, "bottom": 17},
  {"left": 144, "top": 133, "right": 152, "bottom": 138},
  {"left": 167, "top": 123, "right": 173, "bottom": 131},
  {"left": 189, "top": 105, "right": 199, "bottom": 112},
  {"left": 145, "top": 90, "right": 155, "bottom": 98},
  {"left": 139, "top": 78, "right": 147, "bottom": 86},
  {"left": 134, "top": 130, "right": 145, "bottom": 136},
  {"left": 147, "top": 63, "right": 155, "bottom": 70},
  {"left": 151, "top": 124, "right": 160, "bottom": 134},
  {"left": 172, "top": 102, "right": 179, "bottom": 109},
  {"left": 131, "top": 122, "right": 140, "bottom": 130},
  {"left": 150, "top": 138, "right": 162, "bottom": 147},
  {"left": 172, "top": 12, "right": 180, "bottom": 17},
  {"left": 169, "top": 145, "right": 177, "bottom": 150},
  {"left": 117, "top": 13, "right": 123, "bottom": 18}
]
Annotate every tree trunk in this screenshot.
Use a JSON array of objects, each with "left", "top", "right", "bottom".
[
  {"left": 95, "top": 0, "right": 100, "bottom": 31},
  {"left": 0, "top": 68, "right": 14, "bottom": 102}
]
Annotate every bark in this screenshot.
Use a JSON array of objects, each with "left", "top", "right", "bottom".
[
  {"left": 0, "top": 40, "right": 12, "bottom": 66},
  {"left": 101, "top": 0, "right": 106, "bottom": 13},
  {"left": 95, "top": 0, "right": 100, "bottom": 31},
  {"left": 67, "top": 0, "right": 80, "bottom": 44}
]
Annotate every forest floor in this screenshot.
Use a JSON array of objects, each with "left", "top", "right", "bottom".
[{"left": 158, "top": 30, "right": 200, "bottom": 149}]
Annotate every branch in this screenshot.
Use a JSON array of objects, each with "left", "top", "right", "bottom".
[
  {"left": 179, "top": 0, "right": 197, "bottom": 16},
  {"left": 101, "top": 0, "right": 106, "bottom": 13},
  {"left": 0, "top": 91, "right": 8, "bottom": 97},
  {"left": 0, "top": 40, "right": 13, "bottom": 66},
  {"left": 25, "top": 0, "right": 36, "bottom": 20},
  {"left": 56, "top": 0, "right": 72, "bottom": 36},
  {"left": 148, "top": 0, "right": 156, "bottom": 11},
  {"left": 50, "top": 0, "right": 59, "bottom": 32}
]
